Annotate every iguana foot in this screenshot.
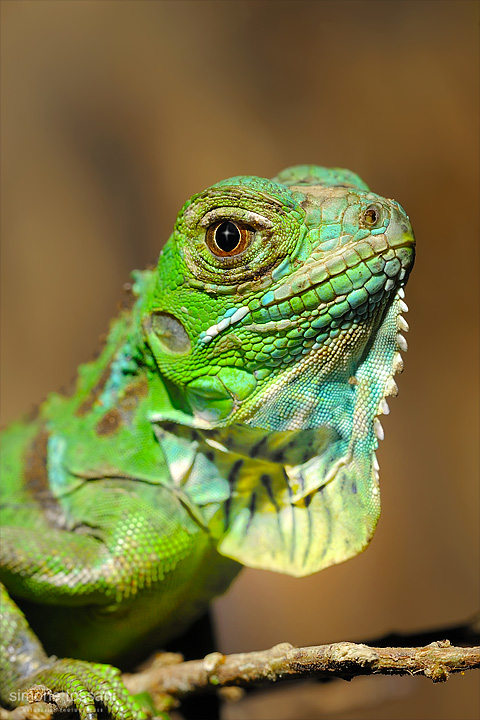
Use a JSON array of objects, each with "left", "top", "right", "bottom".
[{"left": 20, "top": 659, "right": 148, "bottom": 720}]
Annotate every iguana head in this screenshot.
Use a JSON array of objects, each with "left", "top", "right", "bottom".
[
  {"left": 142, "top": 165, "right": 415, "bottom": 574},
  {"left": 144, "top": 165, "right": 414, "bottom": 428}
]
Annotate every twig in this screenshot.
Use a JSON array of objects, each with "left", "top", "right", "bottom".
[
  {"left": 123, "top": 638, "right": 480, "bottom": 699},
  {"left": 2, "top": 622, "right": 478, "bottom": 718}
]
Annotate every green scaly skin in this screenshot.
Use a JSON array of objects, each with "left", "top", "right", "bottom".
[{"left": 0, "top": 166, "right": 415, "bottom": 718}]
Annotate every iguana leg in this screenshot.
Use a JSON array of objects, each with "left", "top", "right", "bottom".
[
  {"left": 0, "top": 583, "right": 146, "bottom": 720},
  {"left": 0, "top": 483, "right": 207, "bottom": 719},
  {"left": 0, "top": 481, "right": 199, "bottom": 606}
]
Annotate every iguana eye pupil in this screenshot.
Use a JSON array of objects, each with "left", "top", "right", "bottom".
[
  {"left": 363, "top": 205, "right": 382, "bottom": 227},
  {"left": 215, "top": 222, "right": 240, "bottom": 252},
  {"left": 206, "top": 221, "right": 251, "bottom": 257}
]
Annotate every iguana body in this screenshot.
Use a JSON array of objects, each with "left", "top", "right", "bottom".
[{"left": 0, "top": 166, "right": 415, "bottom": 718}]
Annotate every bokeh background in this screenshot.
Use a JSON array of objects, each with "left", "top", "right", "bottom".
[{"left": 1, "top": 1, "right": 478, "bottom": 718}]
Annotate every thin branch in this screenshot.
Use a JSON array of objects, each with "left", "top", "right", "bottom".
[
  {"left": 2, "top": 621, "right": 478, "bottom": 718},
  {"left": 123, "top": 638, "right": 480, "bottom": 700}
]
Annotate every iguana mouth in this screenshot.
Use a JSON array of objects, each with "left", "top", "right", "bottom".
[
  {"left": 199, "top": 229, "right": 414, "bottom": 359},
  {"left": 257, "top": 233, "right": 412, "bottom": 309}
]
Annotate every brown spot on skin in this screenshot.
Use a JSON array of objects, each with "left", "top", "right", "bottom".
[
  {"left": 99, "top": 376, "right": 150, "bottom": 429},
  {"left": 120, "top": 376, "right": 148, "bottom": 412},
  {"left": 24, "top": 426, "right": 50, "bottom": 496},
  {"left": 75, "top": 361, "right": 113, "bottom": 417},
  {"left": 24, "top": 425, "right": 64, "bottom": 521},
  {"left": 96, "top": 408, "right": 123, "bottom": 436}
]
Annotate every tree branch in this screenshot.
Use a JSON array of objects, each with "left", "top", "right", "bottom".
[
  {"left": 123, "top": 634, "right": 480, "bottom": 701},
  {"left": 2, "top": 621, "right": 478, "bottom": 719}
]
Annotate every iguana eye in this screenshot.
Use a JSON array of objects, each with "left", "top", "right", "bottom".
[
  {"left": 362, "top": 204, "right": 383, "bottom": 228},
  {"left": 206, "top": 221, "right": 252, "bottom": 257}
]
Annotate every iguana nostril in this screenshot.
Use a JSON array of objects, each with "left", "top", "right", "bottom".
[{"left": 362, "top": 204, "right": 383, "bottom": 227}]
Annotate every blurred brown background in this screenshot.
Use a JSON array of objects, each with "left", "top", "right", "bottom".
[{"left": 1, "top": 1, "right": 478, "bottom": 718}]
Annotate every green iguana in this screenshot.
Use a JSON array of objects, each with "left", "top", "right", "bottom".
[{"left": 0, "top": 165, "right": 415, "bottom": 719}]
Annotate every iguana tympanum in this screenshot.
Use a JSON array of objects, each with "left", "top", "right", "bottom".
[{"left": 0, "top": 166, "right": 415, "bottom": 719}]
